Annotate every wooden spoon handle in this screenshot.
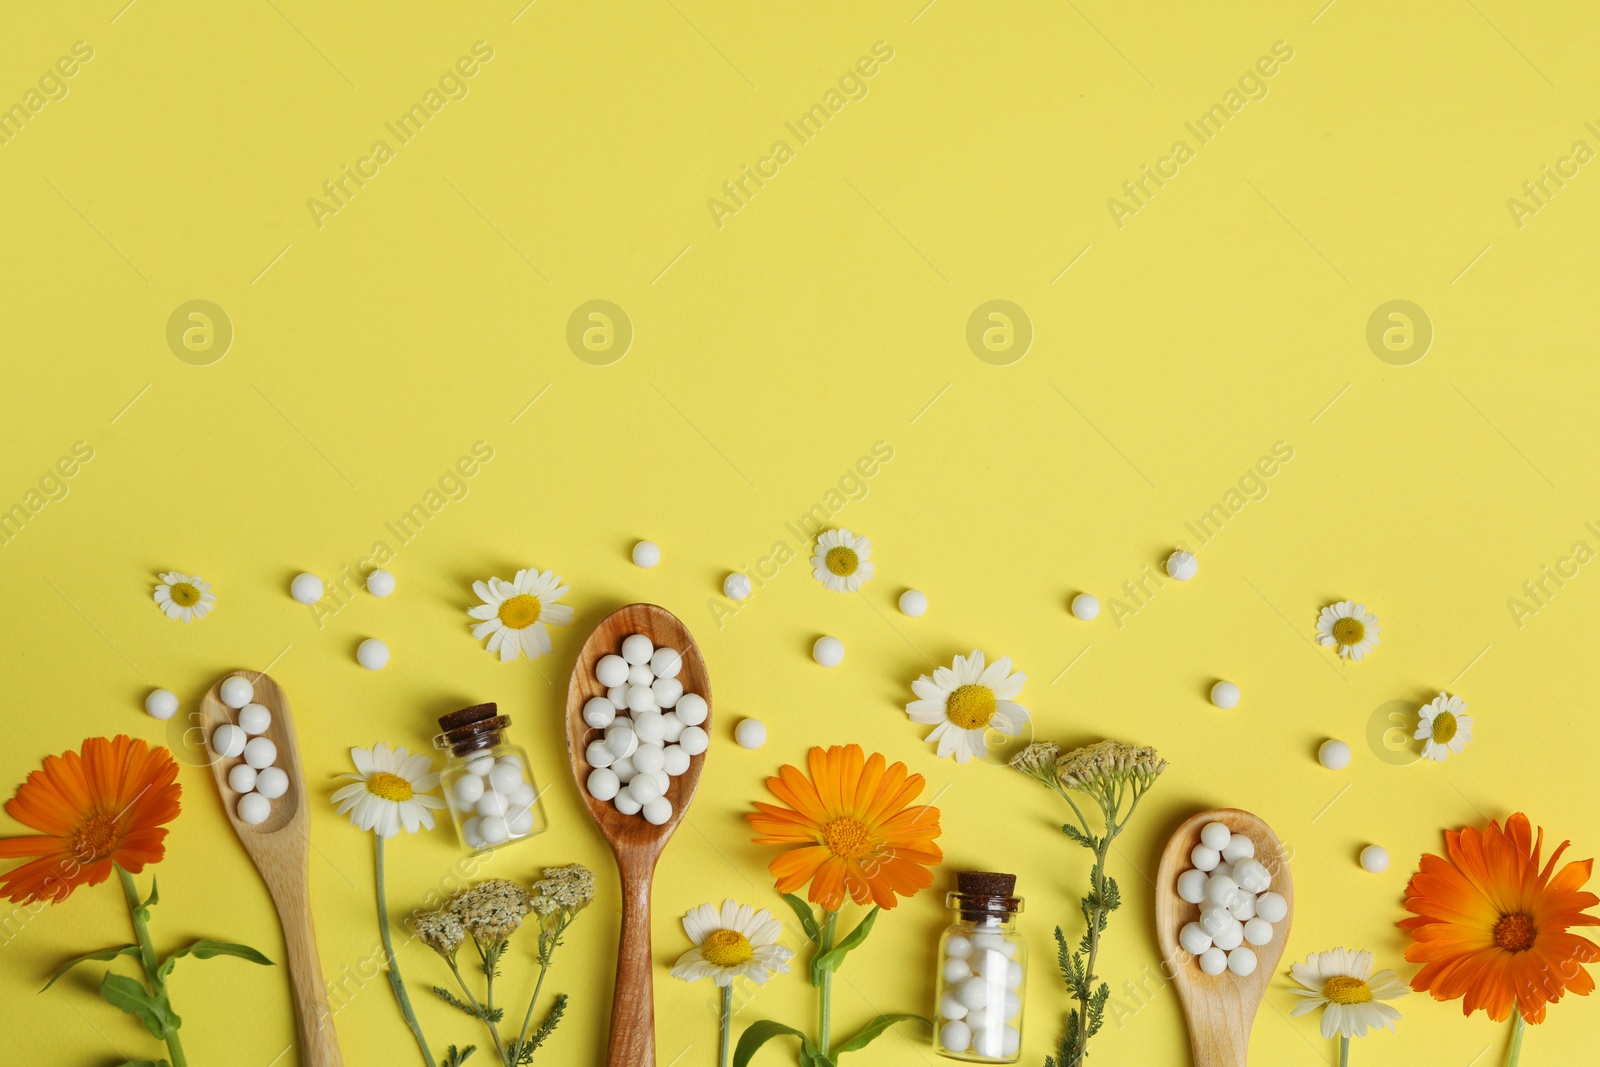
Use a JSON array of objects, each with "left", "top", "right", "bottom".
[
  {"left": 266, "top": 873, "right": 344, "bottom": 1066},
  {"left": 607, "top": 869, "right": 656, "bottom": 1067},
  {"left": 1187, "top": 1021, "right": 1248, "bottom": 1067}
]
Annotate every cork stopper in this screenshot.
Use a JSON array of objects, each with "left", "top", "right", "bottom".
[
  {"left": 951, "top": 870, "right": 1023, "bottom": 922},
  {"left": 434, "top": 703, "right": 512, "bottom": 756}
]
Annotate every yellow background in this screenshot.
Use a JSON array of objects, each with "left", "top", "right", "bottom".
[{"left": 2, "top": 1, "right": 1598, "bottom": 1064}]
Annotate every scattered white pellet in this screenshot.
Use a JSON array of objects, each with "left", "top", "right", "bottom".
[
  {"left": 596, "top": 655, "right": 630, "bottom": 687},
  {"left": 587, "top": 767, "right": 620, "bottom": 801},
  {"left": 1197, "top": 947, "right": 1228, "bottom": 975},
  {"left": 1199, "top": 822, "right": 1231, "bottom": 851},
  {"left": 1227, "top": 947, "right": 1258, "bottom": 976},
  {"left": 583, "top": 697, "right": 617, "bottom": 730},
  {"left": 1177, "top": 869, "right": 1209, "bottom": 905},
  {"left": 1222, "top": 834, "right": 1255, "bottom": 864},
  {"left": 1318, "top": 739, "right": 1352, "bottom": 770},
  {"left": 220, "top": 676, "right": 254, "bottom": 710},
  {"left": 1179, "top": 922, "right": 1212, "bottom": 955},
  {"left": 357, "top": 639, "right": 390, "bottom": 670},
  {"left": 212, "top": 724, "right": 247, "bottom": 759},
  {"left": 651, "top": 677, "right": 683, "bottom": 708},
  {"left": 1360, "top": 845, "right": 1389, "bottom": 874},
  {"left": 1255, "top": 892, "right": 1288, "bottom": 923},
  {"left": 633, "top": 744, "right": 666, "bottom": 774},
  {"left": 678, "top": 725, "right": 709, "bottom": 756},
  {"left": 627, "top": 775, "right": 663, "bottom": 804},
  {"left": 1210, "top": 681, "right": 1240, "bottom": 710},
  {"left": 238, "top": 703, "right": 272, "bottom": 736},
  {"left": 650, "top": 648, "right": 682, "bottom": 678},
  {"left": 662, "top": 745, "right": 690, "bottom": 776},
  {"left": 237, "top": 793, "right": 271, "bottom": 826},
  {"left": 613, "top": 791, "right": 642, "bottom": 815},
  {"left": 899, "top": 589, "right": 928, "bottom": 617},
  {"left": 366, "top": 569, "right": 396, "bottom": 597},
  {"left": 243, "top": 737, "right": 278, "bottom": 770},
  {"left": 642, "top": 797, "right": 673, "bottom": 825},
  {"left": 1190, "top": 844, "right": 1220, "bottom": 872},
  {"left": 145, "top": 689, "right": 179, "bottom": 720},
  {"left": 812, "top": 636, "right": 845, "bottom": 668},
  {"left": 735, "top": 718, "right": 767, "bottom": 749},
  {"left": 1166, "top": 550, "right": 1198, "bottom": 581},
  {"left": 674, "top": 693, "right": 708, "bottom": 727},
  {"left": 1071, "top": 593, "right": 1100, "bottom": 621},
  {"left": 227, "top": 764, "right": 258, "bottom": 794},
  {"left": 723, "top": 573, "right": 752, "bottom": 601},
  {"left": 632, "top": 541, "right": 661, "bottom": 568},
  {"left": 1243, "top": 918, "right": 1274, "bottom": 946},
  {"left": 627, "top": 663, "right": 655, "bottom": 687},
  {"left": 255, "top": 767, "right": 289, "bottom": 799},
  {"left": 290, "top": 572, "right": 324, "bottom": 605}
]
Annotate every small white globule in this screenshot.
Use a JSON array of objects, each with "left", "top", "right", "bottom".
[
  {"left": 489, "top": 762, "right": 523, "bottom": 793},
  {"left": 290, "top": 572, "right": 324, "bottom": 605},
  {"left": 1210, "top": 680, "right": 1240, "bottom": 710},
  {"left": 1227, "top": 946, "right": 1258, "bottom": 976},
  {"left": 1221, "top": 834, "right": 1256, "bottom": 864},
  {"left": 1255, "top": 892, "right": 1288, "bottom": 923},
  {"left": 626, "top": 685, "right": 657, "bottom": 714},
  {"left": 583, "top": 697, "right": 617, "bottom": 730},
  {"left": 631, "top": 541, "right": 661, "bottom": 568},
  {"left": 899, "top": 589, "right": 928, "bottom": 617},
  {"left": 254, "top": 767, "right": 289, "bottom": 799},
  {"left": 227, "top": 764, "right": 258, "bottom": 794},
  {"left": 614, "top": 791, "right": 642, "bottom": 816},
  {"left": 1190, "top": 844, "right": 1220, "bottom": 872},
  {"left": 596, "top": 655, "right": 630, "bottom": 687},
  {"left": 641, "top": 797, "right": 673, "bottom": 825},
  {"left": 454, "top": 775, "right": 486, "bottom": 805},
  {"left": 1179, "top": 922, "right": 1213, "bottom": 956},
  {"left": 585, "top": 740, "right": 614, "bottom": 768},
  {"left": 587, "top": 767, "right": 620, "bottom": 801},
  {"left": 662, "top": 745, "right": 690, "bottom": 776},
  {"left": 237, "top": 793, "right": 271, "bottom": 826},
  {"left": 238, "top": 704, "right": 272, "bottom": 736},
  {"left": 1177, "top": 869, "right": 1209, "bottom": 905},
  {"left": 735, "top": 718, "right": 767, "bottom": 749},
  {"left": 1361, "top": 845, "right": 1390, "bottom": 874},
  {"left": 723, "top": 573, "right": 753, "bottom": 601},
  {"left": 675, "top": 693, "right": 708, "bottom": 727},
  {"left": 366, "top": 569, "right": 396, "bottom": 597},
  {"left": 1071, "top": 593, "right": 1100, "bottom": 621},
  {"left": 479, "top": 816, "right": 511, "bottom": 845},
  {"left": 357, "top": 638, "right": 390, "bottom": 670},
  {"left": 219, "top": 676, "right": 254, "bottom": 710},
  {"left": 1200, "top": 822, "right": 1232, "bottom": 851},
  {"left": 651, "top": 676, "right": 683, "bottom": 708},
  {"left": 145, "top": 689, "right": 179, "bottom": 720},
  {"left": 678, "top": 726, "right": 709, "bottom": 756},
  {"left": 660, "top": 712, "right": 685, "bottom": 744},
  {"left": 1197, "top": 947, "right": 1228, "bottom": 975},
  {"left": 632, "top": 744, "right": 666, "bottom": 775},
  {"left": 1166, "top": 550, "right": 1198, "bottom": 581},
  {"left": 1319, "top": 738, "right": 1353, "bottom": 770},
  {"left": 622, "top": 634, "right": 655, "bottom": 666},
  {"left": 633, "top": 710, "right": 667, "bottom": 744},
  {"left": 812, "top": 636, "right": 845, "bottom": 668},
  {"left": 1243, "top": 918, "right": 1274, "bottom": 946},
  {"left": 212, "top": 724, "right": 247, "bottom": 759},
  {"left": 650, "top": 647, "right": 682, "bottom": 678}
]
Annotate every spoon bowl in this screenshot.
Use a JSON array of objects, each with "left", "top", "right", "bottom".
[
  {"left": 566, "top": 603, "right": 712, "bottom": 1067},
  {"left": 1155, "top": 808, "right": 1294, "bottom": 1067}
]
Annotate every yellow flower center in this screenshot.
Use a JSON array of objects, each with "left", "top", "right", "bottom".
[
  {"left": 1321, "top": 975, "right": 1373, "bottom": 1004},
  {"left": 71, "top": 812, "right": 121, "bottom": 863},
  {"left": 701, "top": 928, "right": 754, "bottom": 967},
  {"left": 1494, "top": 913, "right": 1537, "bottom": 953},
  {"left": 1331, "top": 617, "right": 1365, "bottom": 646},
  {"left": 170, "top": 582, "right": 201, "bottom": 607},
  {"left": 823, "top": 817, "right": 872, "bottom": 859},
  {"left": 825, "top": 546, "right": 859, "bottom": 577},
  {"left": 498, "top": 594, "right": 542, "bottom": 629},
  {"left": 946, "top": 684, "right": 997, "bottom": 730},
  {"left": 1430, "top": 711, "right": 1458, "bottom": 744},
  {"left": 368, "top": 772, "right": 414, "bottom": 802}
]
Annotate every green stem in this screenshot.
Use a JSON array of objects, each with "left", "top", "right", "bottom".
[
  {"left": 510, "top": 933, "right": 554, "bottom": 1064},
  {"left": 1339, "top": 1035, "right": 1349, "bottom": 1067},
  {"left": 472, "top": 938, "right": 511, "bottom": 1063},
  {"left": 718, "top": 984, "right": 733, "bottom": 1067},
  {"left": 817, "top": 910, "right": 839, "bottom": 1057},
  {"left": 376, "top": 836, "right": 438, "bottom": 1067},
  {"left": 116, "top": 866, "right": 188, "bottom": 1067},
  {"left": 1069, "top": 832, "right": 1115, "bottom": 1067},
  {"left": 1505, "top": 1008, "right": 1526, "bottom": 1067}
]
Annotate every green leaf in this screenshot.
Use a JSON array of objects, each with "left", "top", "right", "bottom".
[
  {"left": 779, "top": 893, "right": 821, "bottom": 943},
  {"left": 440, "top": 1044, "right": 477, "bottom": 1067},
  {"left": 812, "top": 907, "right": 878, "bottom": 975},
  {"left": 40, "top": 944, "right": 140, "bottom": 992},
  {"left": 141, "top": 876, "right": 160, "bottom": 909},
  {"left": 833, "top": 1013, "right": 929, "bottom": 1055},
  {"left": 156, "top": 939, "right": 273, "bottom": 986},
  {"left": 99, "top": 973, "right": 179, "bottom": 1040},
  {"left": 733, "top": 1019, "right": 817, "bottom": 1067}
]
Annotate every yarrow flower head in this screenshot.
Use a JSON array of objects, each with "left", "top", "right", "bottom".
[
  {"left": 1054, "top": 740, "right": 1167, "bottom": 802},
  {"left": 450, "top": 878, "right": 533, "bottom": 943},
  {"left": 531, "top": 864, "right": 595, "bottom": 917},
  {"left": 413, "top": 908, "right": 466, "bottom": 958},
  {"left": 1007, "top": 742, "right": 1061, "bottom": 783}
]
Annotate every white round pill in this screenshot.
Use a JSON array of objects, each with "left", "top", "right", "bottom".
[
  {"left": 454, "top": 775, "right": 485, "bottom": 805},
  {"left": 724, "top": 573, "right": 753, "bottom": 601},
  {"left": 466, "top": 754, "right": 494, "bottom": 776},
  {"left": 899, "top": 589, "right": 928, "bottom": 617},
  {"left": 480, "top": 815, "right": 510, "bottom": 844},
  {"left": 1222, "top": 834, "right": 1256, "bottom": 863},
  {"left": 650, "top": 647, "right": 682, "bottom": 678},
  {"left": 628, "top": 775, "right": 662, "bottom": 804},
  {"left": 489, "top": 762, "right": 523, "bottom": 793},
  {"left": 1205, "top": 873, "right": 1241, "bottom": 907},
  {"left": 679, "top": 725, "right": 709, "bottom": 756},
  {"left": 255, "top": 766, "right": 288, "bottom": 799},
  {"left": 357, "top": 638, "right": 390, "bottom": 670},
  {"left": 1210, "top": 680, "right": 1240, "bottom": 709},
  {"left": 943, "top": 956, "right": 972, "bottom": 983},
  {"left": 614, "top": 791, "right": 642, "bottom": 816},
  {"left": 477, "top": 791, "right": 508, "bottom": 817},
  {"left": 1234, "top": 859, "right": 1272, "bottom": 894},
  {"left": 212, "top": 724, "right": 247, "bottom": 759},
  {"left": 507, "top": 807, "right": 536, "bottom": 836},
  {"left": 587, "top": 767, "right": 620, "bottom": 801},
  {"left": 597, "top": 655, "right": 630, "bottom": 687},
  {"left": 1002, "top": 1025, "right": 1021, "bottom": 1058},
  {"left": 1228, "top": 893, "right": 1257, "bottom": 921},
  {"left": 243, "top": 736, "right": 277, "bottom": 770},
  {"left": 1243, "top": 918, "right": 1274, "bottom": 946},
  {"left": 1190, "top": 844, "right": 1220, "bottom": 872},
  {"left": 238, "top": 703, "right": 272, "bottom": 736},
  {"left": 583, "top": 697, "right": 617, "bottom": 730},
  {"left": 366, "top": 568, "right": 396, "bottom": 597},
  {"left": 945, "top": 935, "right": 973, "bottom": 959},
  {"left": 939, "top": 1019, "right": 972, "bottom": 1053},
  {"left": 622, "top": 634, "right": 654, "bottom": 665},
  {"left": 812, "top": 636, "right": 845, "bottom": 668},
  {"left": 586, "top": 739, "right": 615, "bottom": 768},
  {"left": 219, "top": 676, "right": 254, "bottom": 710},
  {"left": 642, "top": 797, "right": 673, "bottom": 825},
  {"left": 606, "top": 685, "right": 629, "bottom": 708},
  {"left": 461, "top": 816, "right": 484, "bottom": 848},
  {"left": 736, "top": 718, "right": 767, "bottom": 749},
  {"left": 1071, "top": 593, "right": 1100, "bottom": 621},
  {"left": 508, "top": 781, "right": 535, "bottom": 809},
  {"left": 145, "top": 689, "right": 179, "bottom": 720},
  {"left": 1319, "top": 739, "right": 1353, "bottom": 770},
  {"left": 628, "top": 663, "right": 655, "bottom": 687},
  {"left": 651, "top": 676, "right": 683, "bottom": 708},
  {"left": 1179, "top": 922, "right": 1213, "bottom": 956},
  {"left": 611, "top": 756, "right": 636, "bottom": 782},
  {"left": 633, "top": 744, "right": 666, "bottom": 775},
  {"left": 228, "top": 764, "right": 258, "bottom": 794},
  {"left": 237, "top": 792, "right": 271, "bottom": 825},
  {"left": 1177, "top": 869, "right": 1209, "bottom": 905},
  {"left": 1361, "top": 845, "right": 1390, "bottom": 873},
  {"left": 626, "top": 685, "right": 658, "bottom": 714},
  {"left": 1166, "top": 550, "right": 1198, "bottom": 581},
  {"left": 662, "top": 744, "right": 690, "bottom": 776},
  {"left": 632, "top": 541, "right": 661, "bottom": 568},
  {"left": 1199, "top": 905, "right": 1235, "bottom": 938},
  {"left": 675, "top": 693, "right": 708, "bottom": 726},
  {"left": 1255, "top": 892, "right": 1288, "bottom": 923},
  {"left": 957, "top": 975, "right": 990, "bottom": 1010},
  {"left": 605, "top": 724, "right": 638, "bottom": 760},
  {"left": 290, "top": 572, "right": 324, "bottom": 605},
  {"left": 660, "top": 712, "right": 685, "bottom": 744},
  {"left": 1198, "top": 947, "right": 1227, "bottom": 975},
  {"left": 1200, "top": 822, "right": 1232, "bottom": 851},
  {"left": 633, "top": 710, "right": 666, "bottom": 744},
  {"left": 1212, "top": 919, "right": 1245, "bottom": 952},
  {"left": 1227, "top": 946, "right": 1258, "bottom": 976}
]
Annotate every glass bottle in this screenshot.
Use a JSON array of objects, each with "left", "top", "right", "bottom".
[
  {"left": 434, "top": 702, "right": 548, "bottom": 852},
  {"left": 934, "top": 871, "right": 1026, "bottom": 1062}
]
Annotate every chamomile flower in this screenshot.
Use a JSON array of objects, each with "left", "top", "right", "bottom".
[
  {"left": 906, "top": 650, "right": 1030, "bottom": 763},
  {"left": 331, "top": 743, "right": 445, "bottom": 838},
  {"left": 467, "top": 568, "right": 573, "bottom": 662},
  {"left": 1415, "top": 692, "right": 1473, "bottom": 762},
  {"left": 1288, "top": 947, "right": 1406, "bottom": 1039},
  {"left": 670, "top": 899, "right": 793, "bottom": 987},
  {"left": 1316, "top": 601, "right": 1381, "bottom": 661},
  {"left": 153, "top": 571, "right": 216, "bottom": 623},
  {"left": 810, "top": 529, "right": 874, "bottom": 593}
]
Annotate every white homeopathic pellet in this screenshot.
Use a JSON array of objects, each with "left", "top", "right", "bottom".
[
  {"left": 1221, "top": 833, "right": 1255, "bottom": 863},
  {"left": 583, "top": 698, "right": 617, "bottom": 730},
  {"left": 622, "top": 633, "right": 654, "bottom": 665},
  {"left": 723, "top": 572, "right": 753, "bottom": 601},
  {"left": 735, "top": 718, "right": 767, "bottom": 749},
  {"left": 1177, "top": 869, "right": 1209, "bottom": 904},
  {"left": 1318, "top": 739, "right": 1353, "bottom": 770},
  {"left": 455, "top": 774, "right": 486, "bottom": 805},
  {"left": 255, "top": 767, "right": 289, "bottom": 799},
  {"left": 1210, "top": 680, "right": 1240, "bottom": 709},
  {"left": 812, "top": 636, "right": 845, "bottom": 668},
  {"left": 662, "top": 745, "right": 690, "bottom": 776},
  {"left": 357, "top": 638, "right": 390, "bottom": 670},
  {"left": 632, "top": 541, "right": 661, "bottom": 568},
  {"left": 145, "top": 689, "right": 179, "bottom": 720},
  {"left": 1200, "top": 821, "right": 1232, "bottom": 851},
  {"left": 212, "top": 724, "right": 247, "bottom": 759},
  {"left": 1071, "top": 593, "right": 1100, "bottom": 621},
  {"left": 650, "top": 647, "right": 682, "bottom": 678},
  {"left": 678, "top": 725, "right": 709, "bottom": 756},
  {"left": 596, "top": 655, "right": 630, "bottom": 688},
  {"left": 290, "top": 572, "right": 324, "bottom": 605},
  {"left": 1166, "top": 550, "right": 1198, "bottom": 581},
  {"left": 227, "top": 764, "right": 258, "bottom": 794},
  {"left": 651, "top": 676, "right": 683, "bottom": 708},
  {"left": 238, "top": 703, "right": 272, "bottom": 736},
  {"left": 587, "top": 767, "right": 620, "bottom": 801},
  {"left": 1360, "top": 845, "right": 1390, "bottom": 873},
  {"left": 243, "top": 736, "right": 278, "bottom": 770},
  {"left": 1254, "top": 892, "right": 1288, "bottom": 923},
  {"left": 366, "top": 568, "right": 397, "bottom": 597},
  {"left": 674, "top": 693, "right": 708, "bottom": 727},
  {"left": 642, "top": 797, "right": 673, "bottom": 825},
  {"left": 219, "top": 676, "right": 254, "bottom": 710},
  {"left": 899, "top": 589, "right": 928, "bottom": 617},
  {"left": 237, "top": 792, "right": 271, "bottom": 826}
]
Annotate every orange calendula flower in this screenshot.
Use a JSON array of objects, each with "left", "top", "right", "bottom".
[
  {"left": 0, "top": 736, "right": 182, "bottom": 904},
  {"left": 748, "top": 744, "right": 941, "bottom": 911},
  {"left": 1399, "top": 813, "right": 1600, "bottom": 1023}
]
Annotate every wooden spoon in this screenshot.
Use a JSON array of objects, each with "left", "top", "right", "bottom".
[
  {"left": 1155, "top": 808, "right": 1294, "bottom": 1067},
  {"left": 199, "top": 669, "right": 343, "bottom": 1067},
  {"left": 565, "top": 604, "right": 713, "bottom": 1067}
]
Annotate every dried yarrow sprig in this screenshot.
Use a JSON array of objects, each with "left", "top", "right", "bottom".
[
  {"left": 1011, "top": 740, "right": 1167, "bottom": 1067},
  {"left": 415, "top": 869, "right": 594, "bottom": 1066}
]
